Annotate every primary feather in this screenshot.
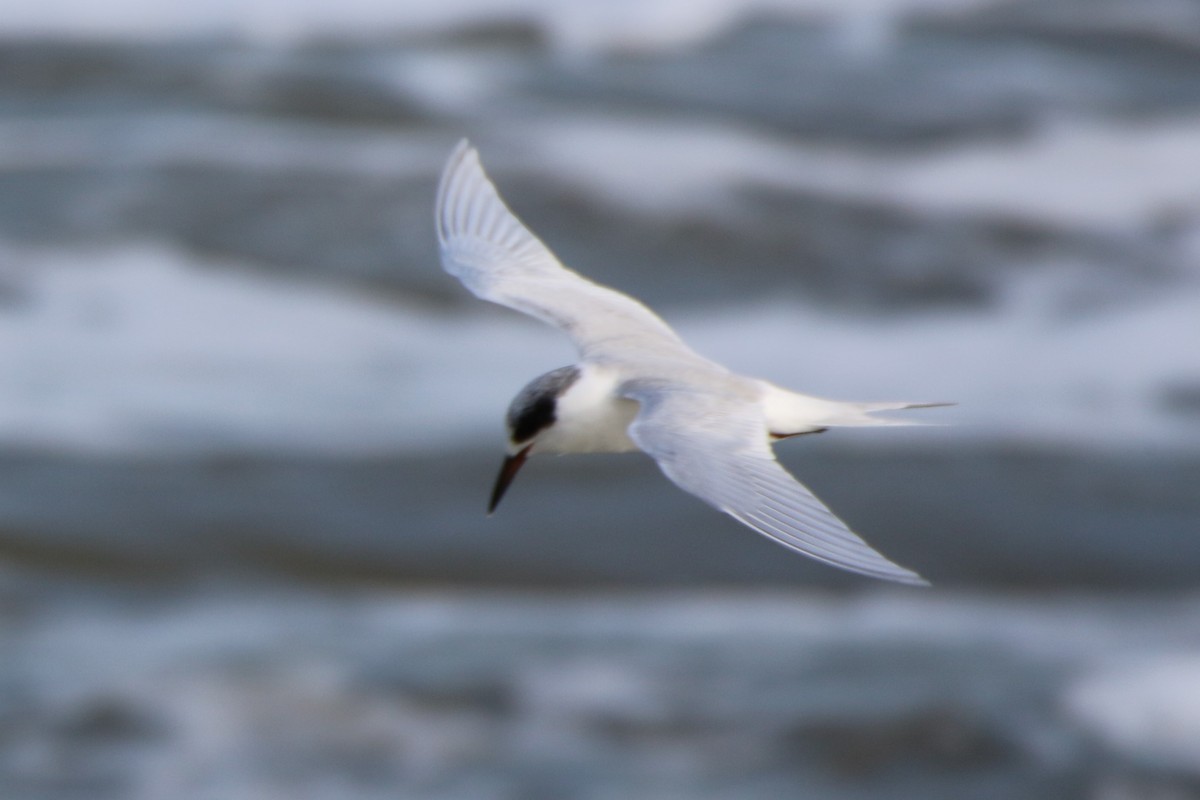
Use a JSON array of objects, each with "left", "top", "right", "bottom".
[{"left": 437, "top": 140, "right": 697, "bottom": 364}]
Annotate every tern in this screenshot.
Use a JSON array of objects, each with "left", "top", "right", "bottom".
[{"left": 436, "top": 140, "right": 941, "bottom": 585}]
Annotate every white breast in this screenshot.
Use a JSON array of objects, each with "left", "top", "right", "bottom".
[{"left": 537, "top": 364, "right": 641, "bottom": 454}]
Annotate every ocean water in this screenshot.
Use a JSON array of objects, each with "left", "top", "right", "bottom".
[
  {"left": 2, "top": 0, "right": 1200, "bottom": 797},
  {"left": 5, "top": 582, "right": 1200, "bottom": 800}
]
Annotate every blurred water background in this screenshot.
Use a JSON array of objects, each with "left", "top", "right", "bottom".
[{"left": 2, "top": 1, "right": 1200, "bottom": 797}]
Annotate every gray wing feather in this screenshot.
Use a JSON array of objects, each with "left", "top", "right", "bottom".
[
  {"left": 626, "top": 387, "right": 928, "bottom": 586},
  {"left": 436, "top": 140, "right": 697, "bottom": 363}
]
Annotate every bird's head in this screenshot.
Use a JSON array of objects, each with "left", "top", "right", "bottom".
[{"left": 488, "top": 365, "right": 580, "bottom": 513}]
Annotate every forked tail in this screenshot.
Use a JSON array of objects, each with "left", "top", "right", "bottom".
[{"left": 760, "top": 382, "right": 953, "bottom": 435}]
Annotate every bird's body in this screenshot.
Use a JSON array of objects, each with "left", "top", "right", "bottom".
[{"left": 436, "top": 139, "right": 942, "bottom": 585}]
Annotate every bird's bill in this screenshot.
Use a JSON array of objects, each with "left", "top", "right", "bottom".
[{"left": 488, "top": 444, "right": 533, "bottom": 514}]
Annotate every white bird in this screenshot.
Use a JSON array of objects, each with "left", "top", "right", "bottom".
[{"left": 436, "top": 140, "right": 942, "bottom": 585}]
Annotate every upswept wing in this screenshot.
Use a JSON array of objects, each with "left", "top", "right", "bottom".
[
  {"left": 436, "top": 140, "right": 697, "bottom": 363},
  {"left": 625, "top": 386, "right": 928, "bottom": 585}
]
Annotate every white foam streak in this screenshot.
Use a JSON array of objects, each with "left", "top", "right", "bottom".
[
  {"left": 1, "top": 244, "right": 1196, "bottom": 456},
  {"left": 892, "top": 119, "right": 1200, "bottom": 230},
  {"left": 0, "top": 0, "right": 1007, "bottom": 53},
  {"left": 520, "top": 115, "right": 1200, "bottom": 231},
  {"left": 0, "top": 244, "right": 566, "bottom": 455},
  {"left": 1067, "top": 654, "right": 1200, "bottom": 776},
  {"left": 8, "top": 111, "right": 1200, "bottom": 238}
]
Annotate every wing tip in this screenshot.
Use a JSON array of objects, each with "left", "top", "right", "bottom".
[
  {"left": 435, "top": 138, "right": 482, "bottom": 244},
  {"left": 724, "top": 510, "right": 930, "bottom": 587},
  {"left": 885, "top": 568, "right": 932, "bottom": 587},
  {"left": 817, "top": 554, "right": 931, "bottom": 587},
  {"left": 445, "top": 138, "right": 475, "bottom": 174},
  {"left": 812, "top": 552, "right": 930, "bottom": 587}
]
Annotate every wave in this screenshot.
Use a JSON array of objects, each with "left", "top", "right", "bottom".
[
  {"left": 0, "top": 0, "right": 1011, "bottom": 52},
  {"left": 1, "top": 241, "right": 1196, "bottom": 456}
]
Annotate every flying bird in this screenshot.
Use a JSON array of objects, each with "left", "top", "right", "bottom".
[{"left": 435, "top": 140, "right": 941, "bottom": 585}]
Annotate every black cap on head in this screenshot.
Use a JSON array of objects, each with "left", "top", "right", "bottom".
[{"left": 505, "top": 365, "right": 580, "bottom": 444}]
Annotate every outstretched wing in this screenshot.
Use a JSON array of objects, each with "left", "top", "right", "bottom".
[
  {"left": 436, "top": 139, "right": 699, "bottom": 363},
  {"left": 625, "top": 386, "right": 928, "bottom": 586}
]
